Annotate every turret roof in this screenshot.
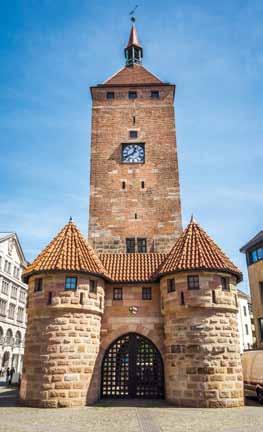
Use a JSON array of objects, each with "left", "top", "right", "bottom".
[
  {"left": 23, "top": 219, "right": 108, "bottom": 281},
  {"left": 159, "top": 218, "right": 242, "bottom": 281}
]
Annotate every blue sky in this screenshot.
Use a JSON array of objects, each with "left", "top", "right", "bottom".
[{"left": 1, "top": 0, "right": 263, "bottom": 292}]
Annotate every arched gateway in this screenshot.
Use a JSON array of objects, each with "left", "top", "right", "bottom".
[{"left": 101, "top": 333, "right": 164, "bottom": 399}]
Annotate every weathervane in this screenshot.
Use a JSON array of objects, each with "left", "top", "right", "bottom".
[{"left": 129, "top": 5, "right": 139, "bottom": 22}]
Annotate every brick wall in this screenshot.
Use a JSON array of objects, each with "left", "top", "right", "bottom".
[{"left": 88, "top": 84, "right": 182, "bottom": 253}]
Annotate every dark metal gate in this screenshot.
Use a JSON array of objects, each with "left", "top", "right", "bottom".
[{"left": 101, "top": 333, "right": 164, "bottom": 399}]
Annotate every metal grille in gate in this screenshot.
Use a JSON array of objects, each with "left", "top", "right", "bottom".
[{"left": 101, "top": 333, "right": 164, "bottom": 399}]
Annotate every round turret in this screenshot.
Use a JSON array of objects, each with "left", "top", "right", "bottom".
[
  {"left": 159, "top": 219, "right": 244, "bottom": 408},
  {"left": 20, "top": 220, "right": 107, "bottom": 408}
]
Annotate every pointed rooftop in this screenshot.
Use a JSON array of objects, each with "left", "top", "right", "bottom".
[
  {"left": 160, "top": 218, "right": 242, "bottom": 281},
  {"left": 103, "top": 64, "right": 163, "bottom": 86},
  {"left": 23, "top": 219, "right": 108, "bottom": 281},
  {"left": 126, "top": 24, "right": 141, "bottom": 48}
]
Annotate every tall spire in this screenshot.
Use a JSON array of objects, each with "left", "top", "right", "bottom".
[{"left": 124, "top": 18, "right": 143, "bottom": 66}]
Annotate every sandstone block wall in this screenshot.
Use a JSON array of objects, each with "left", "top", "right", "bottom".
[
  {"left": 20, "top": 273, "right": 104, "bottom": 407},
  {"left": 161, "top": 272, "right": 244, "bottom": 408},
  {"left": 87, "top": 282, "right": 165, "bottom": 400},
  {"left": 88, "top": 84, "right": 182, "bottom": 253}
]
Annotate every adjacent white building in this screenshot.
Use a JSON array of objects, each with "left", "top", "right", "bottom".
[
  {"left": 0, "top": 232, "right": 27, "bottom": 374},
  {"left": 237, "top": 289, "right": 254, "bottom": 352}
]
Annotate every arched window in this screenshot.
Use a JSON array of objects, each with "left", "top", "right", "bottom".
[
  {"left": 6, "top": 329, "right": 13, "bottom": 345},
  {"left": 15, "top": 331, "right": 22, "bottom": 346}
]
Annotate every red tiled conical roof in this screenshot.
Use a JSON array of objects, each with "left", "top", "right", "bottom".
[
  {"left": 23, "top": 219, "right": 108, "bottom": 281},
  {"left": 159, "top": 218, "right": 242, "bottom": 281}
]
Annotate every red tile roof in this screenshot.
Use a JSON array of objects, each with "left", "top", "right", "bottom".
[
  {"left": 103, "top": 64, "right": 163, "bottom": 85},
  {"left": 100, "top": 253, "right": 166, "bottom": 283},
  {"left": 23, "top": 219, "right": 242, "bottom": 283},
  {"left": 23, "top": 219, "right": 108, "bottom": 281},
  {"left": 159, "top": 218, "right": 242, "bottom": 281}
]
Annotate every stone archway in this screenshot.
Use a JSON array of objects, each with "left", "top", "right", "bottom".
[{"left": 101, "top": 332, "right": 164, "bottom": 399}]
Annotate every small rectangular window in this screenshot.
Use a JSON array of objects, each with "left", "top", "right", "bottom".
[
  {"left": 47, "top": 292, "right": 52, "bottom": 305},
  {"left": 151, "top": 90, "right": 159, "bottom": 98},
  {"left": 259, "top": 318, "right": 263, "bottom": 341},
  {"left": 142, "top": 287, "right": 152, "bottom": 300},
  {"left": 126, "top": 238, "right": 135, "bottom": 253},
  {"left": 141, "top": 181, "right": 145, "bottom": 189},
  {"left": 129, "top": 130, "right": 138, "bottom": 139},
  {"left": 80, "top": 292, "right": 84, "bottom": 305},
  {"left": 128, "top": 91, "right": 137, "bottom": 99},
  {"left": 89, "top": 280, "right": 97, "bottom": 294},
  {"left": 221, "top": 277, "right": 230, "bottom": 292},
  {"left": 245, "top": 324, "right": 249, "bottom": 335},
  {"left": 65, "top": 276, "right": 77, "bottom": 290},
  {"left": 167, "top": 278, "right": 176, "bottom": 293},
  {"left": 137, "top": 238, "right": 147, "bottom": 253},
  {"left": 34, "top": 278, "right": 43, "bottom": 292},
  {"left": 180, "top": 292, "right": 185, "bottom": 305},
  {"left": 243, "top": 305, "right": 247, "bottom": 317},
  {"left": 107, "top": 91, "right": 115, "bottom": 99},
  {"left": 187, "top": 275, "right": 200, "bottom": 290},
  {"left": 122, "top": 181, "right": 126, "bottom": 190},
  {"left": 212, "top": 290, "right": 216, "bottom": 304},
  {"left": 113, "top": 287, "right": 122, "bottom": 300}
]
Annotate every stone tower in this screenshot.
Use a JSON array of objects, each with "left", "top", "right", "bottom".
[
  {"left": 20, "top": 21, "right": 244, "bottom": 409},
  {"left": 20, "top": 221, "right": 107, "bottom": 407},
  {"left": 88, "top": 23, "right": 182, "bottom": 254},
  {"left": 160, "top": 219, "right": 244, "bottom": 408}
]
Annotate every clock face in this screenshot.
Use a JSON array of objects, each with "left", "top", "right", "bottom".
[{"left": 122, "top": 144, "right": 145, "bottom": 163}]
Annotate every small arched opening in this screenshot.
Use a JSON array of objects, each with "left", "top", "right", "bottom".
[
  {"left": 15, "top": 331, "right": 22, "bottom": 346},
  {"left": 6, "top": 329, "right": 13, "bottom": 345}
]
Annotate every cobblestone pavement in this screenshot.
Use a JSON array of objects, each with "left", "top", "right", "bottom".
[{"left": 0, "top": 387, "right": 262, "bottom": 432}]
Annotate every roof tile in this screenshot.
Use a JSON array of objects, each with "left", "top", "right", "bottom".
[
  {"left": 159, "top": 218, "right": 242, "bottom": 281},
  {"left": 23, "top": 220, "right": 108, "bottom": 280}
]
